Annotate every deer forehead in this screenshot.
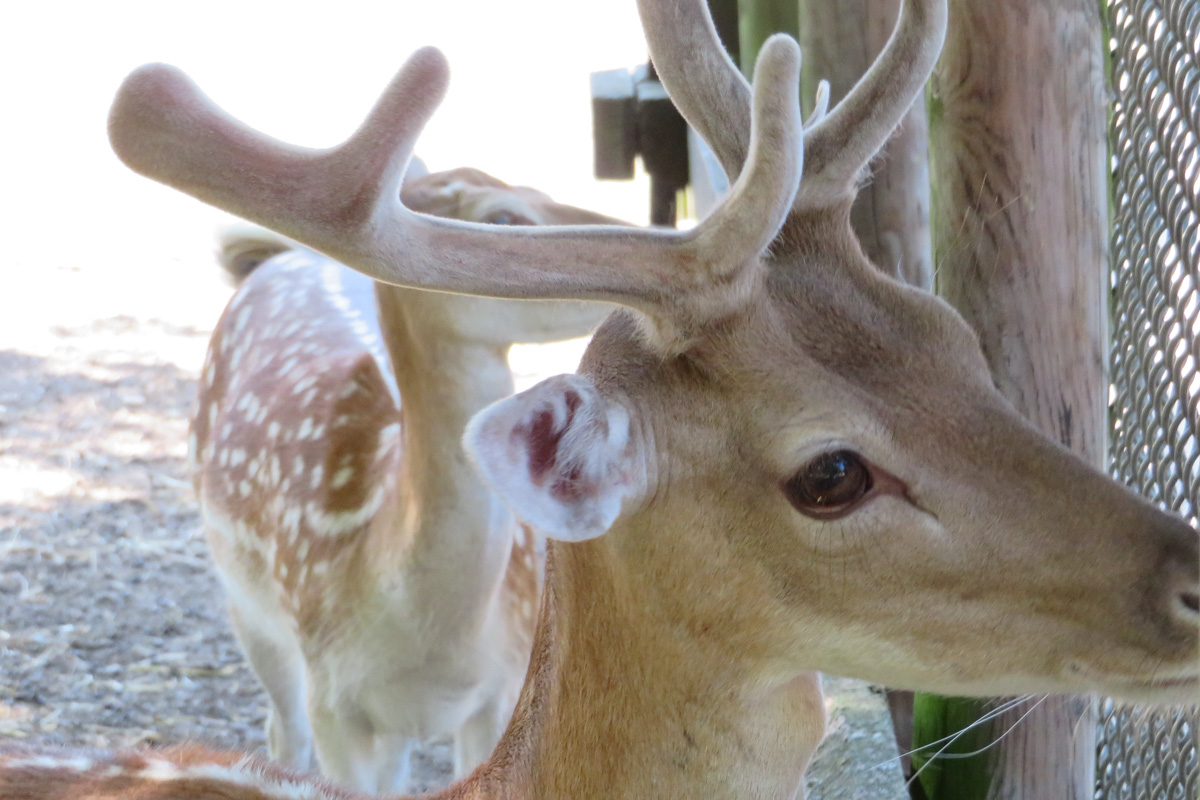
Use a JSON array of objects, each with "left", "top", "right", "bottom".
[{"left": 582, "top": 263, "right": 994, "bottom": 467}]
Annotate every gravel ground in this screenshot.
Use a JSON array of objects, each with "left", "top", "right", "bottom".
[{"left": 0, "top": 261, "right": 906, "bottom": 797}]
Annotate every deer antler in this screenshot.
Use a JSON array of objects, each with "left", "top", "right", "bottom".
[
  {"left": 109, "top": 41, "right": 802, "bottom": 337},
  {"left": 638, "top": 0, "right": 945, "bottom": 212},
  {"left": 797, "top": 0, "right": 946, "bottom": 209},
  {"left": 636, "top": 0, "right": 753, "bottom": 182}
]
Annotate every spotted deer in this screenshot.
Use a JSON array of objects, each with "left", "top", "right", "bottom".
[
  {"left": 189, "top": 167, "right": 616, "bottom": 793},
  {"left": 3, "top": 0, "right": 1198, "bottom": 797}
]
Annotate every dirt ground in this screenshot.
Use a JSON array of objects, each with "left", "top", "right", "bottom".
[{"left": 0, "top": 260, "right": 906, "bottom": 797}]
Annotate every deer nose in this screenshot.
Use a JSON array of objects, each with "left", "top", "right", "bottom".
[
  {"left": 1160, "top": 523, "right": 1200, "bottom": 628},
  {"left": 1171, "top": 574, "right": 1200, "bottom": 624}
]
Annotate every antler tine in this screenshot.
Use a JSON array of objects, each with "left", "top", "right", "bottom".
[
  {"left": 636, "top": 0, "right": 752, "bottom": 182},
  {"left": 366, "top": 37, "right": 802, "bottom": 323},
  {"left": 108, "top": 49, "right": 452, "bottom": 255},
  {"left": 794, "top": 0, "right": 947, "bottom": 210},
  {"left": 689, "top": 36, "right": 802, "bottom": 262},
  {"left": 108, "top": 40, "right": 800, "bottom": 328}
]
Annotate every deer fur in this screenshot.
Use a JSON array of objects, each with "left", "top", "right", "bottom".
[
  {"left": 1, "top": 0, "right": 1196, "bottom": 797},
  {"left": 190, "top": 168, "right": 615, "bottom": 793}
]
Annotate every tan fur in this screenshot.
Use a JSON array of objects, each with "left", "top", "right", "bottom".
[
  {"left": 12, "top": 0, "right": 1196, "bottom": 797},
  {"left": 192, "top": 169, "right": 612, "bottom": 793},
  {"left": 0, "top": 744, "right": 359, "bottom": 800}
]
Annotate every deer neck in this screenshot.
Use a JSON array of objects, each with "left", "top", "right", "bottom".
[
  {"left": 465, "top": 534, "right": 826, "bottom": 800},
  {"left": 373, "top": 284, "right": 517, "bottom": 627}
]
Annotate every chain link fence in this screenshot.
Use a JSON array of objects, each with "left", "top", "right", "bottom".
[{"left": 1101, "top": 0, "right": 1200, "bottom": 796}]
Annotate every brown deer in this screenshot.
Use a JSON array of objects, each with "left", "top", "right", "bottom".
[
  {"left": 2, "top": 0, "right": 1196, "bottom": 797},
  {"left": 190, "top": 167, "right": 615, "bottom": 793}
]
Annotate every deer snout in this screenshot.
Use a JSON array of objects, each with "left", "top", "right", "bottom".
[
  {"left": 1153, "top": 517, "right": 1200, "bottom": 633},
  {"left": 1163, "top": 551, "right": 1200, "bottom": 627}
]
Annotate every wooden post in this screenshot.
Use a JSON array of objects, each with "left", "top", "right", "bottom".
[
  {"left": 798, "top": 0, "right": 931, "bottom": 289},
  {"left": 921, "top": 0, "right": 1108, "bottom": 797},
  {"left": 736, "top": 0, "right": 799, "bottom": 77}
]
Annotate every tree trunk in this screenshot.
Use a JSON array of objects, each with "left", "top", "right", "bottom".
[
  {"left": 736, "top": 0, "right": 799, "bottom": 77},
  {"left": 799, "top": 0, "right": 931, "bottom": 289},
  {"left": 922, "top": 0, "right": 1108, "bottom": 797}
]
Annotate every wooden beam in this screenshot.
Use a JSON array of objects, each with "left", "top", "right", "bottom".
[
  {"left": 799, "top": 0, "right": 931, "bottom": 289},
  {"left": 921, "top": 0, "right": 1109, "bottom": 796}
]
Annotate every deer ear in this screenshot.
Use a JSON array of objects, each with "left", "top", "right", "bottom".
[{"left": 465, "top": 374, "right": 642, "bottom": 542}]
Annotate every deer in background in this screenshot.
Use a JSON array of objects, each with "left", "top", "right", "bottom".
[
  {"left": 3, "top": 0, "right": 1198, "bottom": 796},
  {"left": 189, "top": 166, "right": 615, "bottom": 794}
]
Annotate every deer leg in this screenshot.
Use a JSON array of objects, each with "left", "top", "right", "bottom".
[
  {"left": 309, "top": 703, "right": 376, "bottom": 792},
  {"left": 226, "top": 604, "right": 312, "bottom": 771},
  {"left": 371, "top": 734, "right": 416, "bottom": 794},
  {"left": 453, "top": 698, "right": 507, "bottom": 779}
]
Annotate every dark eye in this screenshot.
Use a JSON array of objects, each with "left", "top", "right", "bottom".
[
  {"left": 482, "top": 210, "right": 536, "bottom": 226},
  {"left": 783, "top": 450, "right": 873, "bottom": 519}
]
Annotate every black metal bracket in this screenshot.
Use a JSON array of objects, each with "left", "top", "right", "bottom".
[{"left": 590, "top": 64, "right": 688, "bottom": 228}]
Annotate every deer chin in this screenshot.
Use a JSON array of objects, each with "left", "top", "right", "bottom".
[
  {"left": 903, "top": 664, "right": 1200, "bottom": 707},
  {"left": 1082, "top": 671, "right": 1200, "bottom": 707},
  {"left": 1134, "top": 678, "right": 1200, "bottom": 706},
  {"left": 790, "top": 618, "right": 1197, "bottom": 706}
]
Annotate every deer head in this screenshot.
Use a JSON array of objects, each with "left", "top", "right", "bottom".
[{"left": 106, "top": 0, "right": 1197, "bottom": 791}]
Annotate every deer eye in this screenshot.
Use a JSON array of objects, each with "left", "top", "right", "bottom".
[
  {"left": 783, "top": 450, "right": 873, "bottom": 519},
  {"left": 482, "top": 210, "right": 536, "bottom": 226}
]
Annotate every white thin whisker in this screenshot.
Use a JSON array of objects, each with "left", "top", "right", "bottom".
[
  {"left": 872, "top": 695, "right": 1031, "bottom": 769},
  {"left": 1069, "top": 696, "right": 1097, "bottom": 742},
  {"left": 903, "top": 695, "right": 1047, "bottom": 790},
  {"left": 900, "top": 695, "right": 1046, "bottom": 791},
  {"left": 906, "top": 724, "right": 969, "bottom": 789},
  {"left": 933, "top": 695, "right": 1049, "bottom": 760}
]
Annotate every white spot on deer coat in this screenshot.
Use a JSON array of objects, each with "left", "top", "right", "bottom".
[
  {"left": 302, "top": 484, "right": 386, "bottom": 538},
  {"left": 292, "top": 375, "right": 317, "bottom": 395},
  {"left": 234, "top": 306, "right": 252, "bottom": 333},
  {"left": 140, "top": 759, "right": 183, "bottom": 781},
  {"left": 375, "top": 423, "right": 401, "bottom": 461},
  {"left": 332, "top": 466, "right": 354, "bottom": 489}
]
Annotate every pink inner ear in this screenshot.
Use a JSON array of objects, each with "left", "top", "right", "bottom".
[
  {"left": 525, "top": 409, "right": 558, "bottom": 487},
  {"left": 518, "top": 389, "right": 583, "bottom": 487},
  {"left": 552, "top": 464, "right": 591, "bottom": 504}
]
